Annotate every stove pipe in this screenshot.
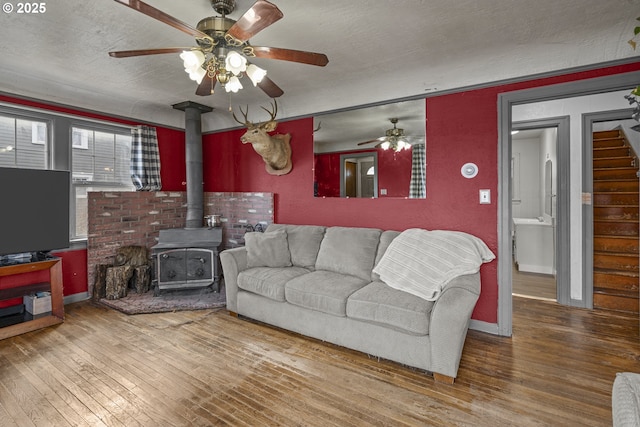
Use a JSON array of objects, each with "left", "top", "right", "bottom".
[{"left": 172, "top": 101, "right": 213, "bottom": 229}]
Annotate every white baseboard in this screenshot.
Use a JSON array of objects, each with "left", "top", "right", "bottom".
[{"left": 517, "top": 264, "right": 554, "bottom": 275}]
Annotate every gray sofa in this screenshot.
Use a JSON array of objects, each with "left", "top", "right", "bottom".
[
  {"left": 220, "top": 224, "right": 491, "bottom": 383},
  {"left": 613, "top": 372, "right": 640, "bottom": 426}
]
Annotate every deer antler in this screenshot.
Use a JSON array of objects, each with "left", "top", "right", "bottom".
[
  {"left": 232, "top": 105, "right": 251, "bottom": 126},
  {"left": 260, "top": 100, "right": 278, "bottom": 122}
]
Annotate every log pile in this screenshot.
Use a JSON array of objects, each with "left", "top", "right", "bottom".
[{"left": 94, "top": 246, "right": 151, "bottom": 300}]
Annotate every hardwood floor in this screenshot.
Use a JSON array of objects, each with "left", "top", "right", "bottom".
[
  {"left": 512, "top": 263, "right": 557, "bottom": 301},
  {"left": 0, "top": 299, "right": 638, "bottom": 426}
]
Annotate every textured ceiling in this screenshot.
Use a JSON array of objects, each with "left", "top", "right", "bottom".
[{"left": 0, "top": 0, "right": 638, "bottom": 133}]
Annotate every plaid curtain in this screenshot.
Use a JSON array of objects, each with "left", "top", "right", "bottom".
[
  {"left": 130, "top": 125, "right": 162, "bottom": 191},
  {"left": 409, "top": 144, "right": 426, "bottom": 198}
]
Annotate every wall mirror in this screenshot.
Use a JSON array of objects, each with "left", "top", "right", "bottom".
[{"left": 313, "top": 99, "right": 426, "bottom": 198}]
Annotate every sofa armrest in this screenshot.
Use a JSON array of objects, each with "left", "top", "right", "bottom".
[
  {"left": 220, "top": 247, "right": 248, "bottom": 314},
  {"left": 428, "top": 272, "right": 481, "bottom": 380}
]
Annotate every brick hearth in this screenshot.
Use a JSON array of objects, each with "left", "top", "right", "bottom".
[{"left": 87, "top": 191, "right": 273, "bottom": 297}]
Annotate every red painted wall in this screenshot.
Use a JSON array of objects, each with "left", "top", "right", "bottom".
[{"left": 51, "top": 249, "right": 88, "bottom": 296}]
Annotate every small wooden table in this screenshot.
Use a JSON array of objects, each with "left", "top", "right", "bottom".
[{"left": 0, "top": 258, "right": 64, "bottom": 340}]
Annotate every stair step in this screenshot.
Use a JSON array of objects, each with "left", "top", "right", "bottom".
[
  {"left": 594, "top": 220, "right": 639, "bottom": 237},
  {"left": 593, "top": 205, "right": 639, "bottom": 221},
  {"left": 593, "top": 180, "right": 639, "bottom": 192},
  {"left": 593, "top": 293, "right": 639, "bottom": 313},
  {"left": 593, "top": 167, "right": 638, "bottom": 180},
  {"left": 593, "top": 137, "right": 626, "bottom": 149},
  {"left": 593, "top": 192, "right": 639, "bottom": 205},
  {"left": 593, "top": 157, "right": 636, "bottom": 168},
  {"left": 592, "top": 129, "right": 638, "bottom": 314},
  {"left": 593, "top": 130, "right": 623, "bottom": 140},
  {"left": 594, "top": 251, "right": 639, "bottom": 272},
  {"left": 593, "top": 146, "right": 631, "bottom": 158},
  {"left": 594, "top": 235, "right": 639, "bottom": 254},
  {"left": 594, "top": 270, "right": 640, "bottom": 292}
]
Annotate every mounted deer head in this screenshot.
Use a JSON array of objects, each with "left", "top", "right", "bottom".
[{"left": 233, "top": 101, "right": 292, "bottom": 176}]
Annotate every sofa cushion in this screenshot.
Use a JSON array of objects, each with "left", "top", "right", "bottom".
[
  {"left": 267, "top": 224, "right": 326, "bottom": 269},
  {"left": 347, "top": 281, "right": 433, "bottom": 335},
  {"left": 238, "top": 266, "right": 310, "bottom": 302},
  {"left": 372, "top": 230, "right": 401, "bottom": 281},
  {"left": 285, "top": 270, "right": 369, "bottom": 316},
  {"left": 315, "top": 227, "right": 382, "bottom": 281},
  {"left": 245, "top": 230, "right": 292, "bottom": 268}
]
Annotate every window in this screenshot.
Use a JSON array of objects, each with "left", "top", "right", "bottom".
[
  {"left": 71, "top": 126, "right": 134, "bottom": 239},
  {"left": 0, "top": 114, "right": 49, "bottom": 169},
  {"left": 0, "top": 105, "right": 135, "bottom": 244}
]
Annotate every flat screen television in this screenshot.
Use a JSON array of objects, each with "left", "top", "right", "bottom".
[{"left": 0, "top": 167, "right": 70, "bottom": 257}]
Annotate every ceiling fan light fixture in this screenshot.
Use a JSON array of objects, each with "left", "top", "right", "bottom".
[
  {"left": 380, "top": 141, "right": 391, "bottom": 150},
  {"left": 225, "top": 75, "right": 243, "bottom": 93}
]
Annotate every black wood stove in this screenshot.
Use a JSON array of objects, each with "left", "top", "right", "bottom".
[
  {"left": 150, "top": 101, "right": 223, "bottom": 296},
  {"left": 151, "top": 227, "right": 222, "bottom": 295}
]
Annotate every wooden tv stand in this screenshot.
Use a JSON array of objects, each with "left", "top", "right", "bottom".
[{"left": 0, "top": 258, "right": 64, "bottom": 340}]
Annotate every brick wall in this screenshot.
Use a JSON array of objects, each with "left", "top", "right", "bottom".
[{"left": 87, "top": 191, "right": 274, "bottom": 296}]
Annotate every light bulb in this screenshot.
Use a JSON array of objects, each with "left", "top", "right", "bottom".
[{"left": 381, "top": 141, "right": 390, "bottom": 150}]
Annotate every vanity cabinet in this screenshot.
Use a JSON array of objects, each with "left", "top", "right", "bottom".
[{"left": 513, "top": 218, "right": 554, "bottom": 275}]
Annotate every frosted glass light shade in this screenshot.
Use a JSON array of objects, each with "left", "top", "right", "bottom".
[
  {"left": 246, "top": 64, "right": 267, "bottom": 86},
  {"left": 180, "top": 50, "right": 205, "bottom": 69},
  {"left": 225, "top": 76, "right": 243, "bottom": 93},
  {"left": 189, "top": 67, "right": 206, "bottom": 84},
  {"left": 225, "top": 51, "right": 247, "bottom": 75}
]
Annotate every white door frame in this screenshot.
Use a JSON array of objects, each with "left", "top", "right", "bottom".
[{"left": 496, "top": 71, "right": 640, "bottom": 337}]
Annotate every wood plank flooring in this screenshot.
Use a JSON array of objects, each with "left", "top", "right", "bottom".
[
  {"left": 512, "top": 263, "right": 557, "bottom": 301},
  {"left": 0, "top": 299, "right": 638, "bottom": 426}
]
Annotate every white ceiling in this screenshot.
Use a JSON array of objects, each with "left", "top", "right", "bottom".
[{"left": 0, "top": 0, "right": 638, "bottom": 133}]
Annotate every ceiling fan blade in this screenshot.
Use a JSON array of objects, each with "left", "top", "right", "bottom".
[
  {"left": 195, "top": 73, "right": 217, "bottom": 96},
  {"left": 250, "top": 46, "right": 329, "bottom": 66},
  {"left": 109, "top": 48, "right": 189, "bottom": 58},
  {"left": 225, "top": 0, "right": 283, "bottom": 43},
  {"left": 113, "top": 0, "right": 211, "bottom": 40},
  {"left": 257, "top": 75, "right": 284, "bottom": 98}
]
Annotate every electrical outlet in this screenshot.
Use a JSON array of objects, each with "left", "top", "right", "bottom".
[{"left": 479, "top": 189, "right": 491, "bottom": 204}]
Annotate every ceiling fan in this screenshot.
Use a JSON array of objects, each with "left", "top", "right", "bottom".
[
  {"left": 357, "top": 118, "right": 413, "bottom": 152},
  {"left": 109, "top": 0, "right": 329, "bottom": 98}
]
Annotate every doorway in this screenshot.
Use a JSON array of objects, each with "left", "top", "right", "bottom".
[
  {"left": 340, "top": 153, "right": 377, "bottom": 198},
  {"left": 511, "top": 125, "right": 558, "bottom": 301},
  {"left": 583, "top": 112, "right": 639, "bottom": 312},
  {"left": 496, "top": 71, "right": 640, "bottom": 337}
]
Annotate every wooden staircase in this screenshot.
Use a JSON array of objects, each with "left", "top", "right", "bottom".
[{"left": 592, "top": 129, "right": 639, "bottom": 313}]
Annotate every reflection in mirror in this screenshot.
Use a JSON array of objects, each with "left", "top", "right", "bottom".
[
  {"left": 340, "top": 152, "right": 378, "bottom": 197},
  {"left": 313, "top": 99, "right": 426, "bottom": 198}
]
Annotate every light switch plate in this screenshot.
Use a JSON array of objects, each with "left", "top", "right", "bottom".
[{"left": 479, "top": 189, "right": 491, "bottom": 204}]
